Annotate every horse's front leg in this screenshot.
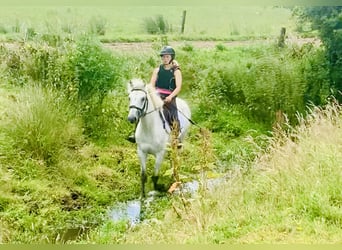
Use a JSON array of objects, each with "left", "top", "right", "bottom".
[
  {"left": 152, "top": 150, "right": 166, "bottom": 191},
  {"left": 137, "top": 148, "right": 147, "bottom": 198}
]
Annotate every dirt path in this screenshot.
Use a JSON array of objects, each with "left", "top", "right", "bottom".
[
  {"left": 1, "top": 37, "right": 320, "bottom": 52},
  {"left": 102, "top": 37, "right": 320, "bottom": 52}
]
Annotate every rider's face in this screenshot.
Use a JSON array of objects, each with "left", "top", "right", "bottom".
[{"left": 161, "top": 54, "right": 172, "bottom": 64}]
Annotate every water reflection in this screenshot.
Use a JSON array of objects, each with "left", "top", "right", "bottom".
[
  {"left": 175, "top": 178, "right": 224, "bottom": 195},
  {"left": 109, "top": 199, "right": 141, "bottom": 226},
  {"left": 108, "top": 178, "right": 224, "bottom": 226}
]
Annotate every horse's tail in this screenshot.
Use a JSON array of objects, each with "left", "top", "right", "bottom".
[
  {"left": 176, "top": 98, "right": 192, "bottom": 139},
  {"left": 176, "top": 98, "right": 190, "bottom": 119}
]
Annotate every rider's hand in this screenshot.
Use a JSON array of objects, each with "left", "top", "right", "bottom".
[{"left": 164, "top": 96, "right": 172, "bottom": 103}]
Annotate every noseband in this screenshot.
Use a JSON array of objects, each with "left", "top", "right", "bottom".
[{"left": 129, "top": 88, "right": 149, "bottom": 118}]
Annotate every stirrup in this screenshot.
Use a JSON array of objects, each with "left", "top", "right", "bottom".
[{"left": 127, "top": 134, "right": 136, "bottom": 143}]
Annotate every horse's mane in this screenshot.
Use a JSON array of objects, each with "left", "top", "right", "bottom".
[{"left": 146, "top": 84, "right": 164, "bottom": 109}]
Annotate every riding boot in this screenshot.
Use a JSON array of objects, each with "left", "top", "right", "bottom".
[{"left": 127, "top": 133, "right": 136, "bottom": 143}]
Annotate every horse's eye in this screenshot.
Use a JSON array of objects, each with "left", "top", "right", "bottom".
[{"left": 141, "top": 97, "right": 145, "bottom": 102}]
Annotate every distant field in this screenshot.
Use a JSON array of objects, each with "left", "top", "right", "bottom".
[{"left": 0, "top": 6, "right": 295, "bottom": 42}]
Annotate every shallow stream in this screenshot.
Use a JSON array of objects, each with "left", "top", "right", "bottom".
[{"left": 108, "top": 178, "right": 224, "bottom": 226}]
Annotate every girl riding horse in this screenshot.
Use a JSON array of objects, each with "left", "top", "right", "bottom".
[{"left": 128, "top": 46, "right": 182, "bottom": 146}]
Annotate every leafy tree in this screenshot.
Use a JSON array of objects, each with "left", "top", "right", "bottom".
[{"left": 293, "top": 6, "right": 342, "bottom": 101}]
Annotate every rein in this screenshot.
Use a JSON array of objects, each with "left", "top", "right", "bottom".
[
  {"left": 129, "top": 88, "right": 160, "bottom": 118},
  {"left": 129, "top": 87, "right": 168, "bottom": 131}
]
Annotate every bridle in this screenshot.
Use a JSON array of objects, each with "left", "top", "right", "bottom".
[
  {"left": 129, "top": 87, "right": 168, "bottom": 132},
  {"left": 129, "top": 88, "right": 149, "bottom": 119},
  {"left": 129, "top": 88, "right": 162, "bottom": 117}
]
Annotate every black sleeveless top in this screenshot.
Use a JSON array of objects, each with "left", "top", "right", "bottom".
[{"left": 155, "top": 64, "right": 178, "bottom": 93}]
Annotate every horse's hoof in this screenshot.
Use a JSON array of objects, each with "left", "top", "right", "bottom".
[{"left": 155, "top": 183, "right": 167, "bottom": 192}]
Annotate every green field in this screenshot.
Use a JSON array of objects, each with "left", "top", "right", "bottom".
[{"left": 0, "top": 6, "right": 294, "bottom": 42}]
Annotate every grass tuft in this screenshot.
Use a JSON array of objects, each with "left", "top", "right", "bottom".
[{"left": 0, "top": 84, "right": 83, "bottom": 166}]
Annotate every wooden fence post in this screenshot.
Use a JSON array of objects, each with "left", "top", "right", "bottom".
[
  {"left": 278, "top": 27, "right": 286, "bottom": 47},
  {"left": 181, "top": 10, "right": 187, "bottom": 33}
]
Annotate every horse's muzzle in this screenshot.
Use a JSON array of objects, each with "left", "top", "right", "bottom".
[{"left": 127, "top": 115, "right": 137, "bottom": 123}]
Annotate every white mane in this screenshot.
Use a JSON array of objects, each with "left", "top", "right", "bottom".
[{"left": 146, "top": 84, "right": 164, "bottom": 109}]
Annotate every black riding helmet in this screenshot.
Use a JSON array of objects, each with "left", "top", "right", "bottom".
[{"left": 159, "top": 46, "right": 175, "bottom": 61}]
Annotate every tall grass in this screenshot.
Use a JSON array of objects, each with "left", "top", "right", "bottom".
[
  {"left": 0, "top": 84, "right": 142, "bottom": 243},
  {"left": 96, "top": 101, "right": 342, "bottom": 244},
  {"left": 0, "top": 84, "right": 83, "bottom": 166},
  {"left": 182, "top": 42, "right": 330, "bottom": 127}
]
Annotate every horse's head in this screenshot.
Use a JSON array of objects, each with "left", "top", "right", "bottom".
[{"left": 127, "top": 79, "right": 148, "bottom": 123}]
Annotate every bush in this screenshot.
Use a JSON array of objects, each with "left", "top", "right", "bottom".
[
  {"left": 294, "top": 43, "right": 331, "bottom": 105},
  {"left": 71, "top": 37, "right": 121, "bottom": 103},
  {"left": 1, "top": 37, "right": 126, "bottom": 141},
  {"left": 70, "top": 37, "right": 123, "bottom": 138},
  {"left": 293, "top": 6, "right": 342, "bottom": 101},
  {"left": 242, "top": 53, "right": 306, "bottom": 124},
  {"left": 2, "top": 48, "right": 27, "bottom": 85},
  {"left": 143, "top": 15, "right": 169, "bottom": 34},
  {"left": 190, "top": 45, "right": 330, "bottom": 127},
  {"left": 88, "top": 16, "right": 107, "bottom": 36},
  {"left": 2, "top": 42, "right": 76, "bottom": 89},
  {"left": 0, "top": 84, "right": 83, "bottom": 165},
  {"left": 22, "top": 43, "right": 56, "bottom": 83}
]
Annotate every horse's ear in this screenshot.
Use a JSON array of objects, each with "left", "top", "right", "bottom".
[{"left": 127, "top": 79, "right": 133, "bottom": 93}]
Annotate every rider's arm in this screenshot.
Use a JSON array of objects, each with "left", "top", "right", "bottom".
[
  {"left": 150, "top": 67, "right": 159, "bottom": 88},
  {"left": 165, "top": 69, "right": 182, "bottom": 102}
]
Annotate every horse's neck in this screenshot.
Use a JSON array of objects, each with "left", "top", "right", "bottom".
[
  {"left": 140, "top": 97, "right": 164, "bottom": 132},
  {"left": 146, "top": 87, "right": 163, "bottom": 109}
]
